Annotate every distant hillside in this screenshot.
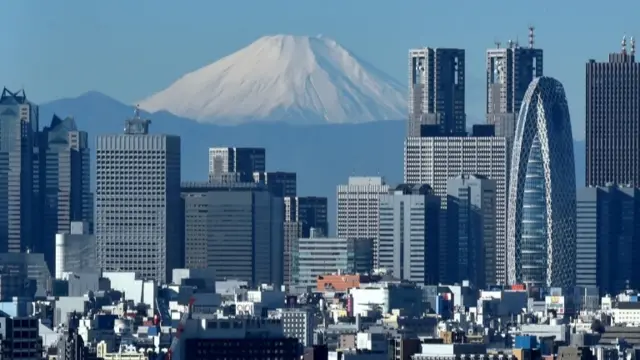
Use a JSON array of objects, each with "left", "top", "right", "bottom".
[{"left": 40, "top": 91, "right": 586, "bottom": 234}]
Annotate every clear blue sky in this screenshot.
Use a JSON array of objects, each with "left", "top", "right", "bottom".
[{"left": 2, "top": 0, "right": 638, "bottom": 139}]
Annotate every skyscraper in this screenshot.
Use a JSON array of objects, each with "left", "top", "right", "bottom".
[
  {"left": 180, "top": 181, "right": 284, "bottom": 286},
  {"left": 253, "top": 171, "right": 297, "bottom": 197},
  {"left": 447, "top": 175, "right": 497, "bottom": 288},
  {"left": 95, "top": 108, "right": 181, "bottom": 283},
  {"left": 0, "top": 88, "right": 39, "bottom": 255},
  {"left": 507, "top": 76, "right": 576, "bottom": 288},
  {"left": 404, "top": 132, "right": 507, "bottom": 284},
  {"left": 486, "top": 29, "right": 543, "bottom": 143},
  {"left": 209, "top": 147, "right": 266, "bottom": 182},
  {"left": 586, "top": 37, "right": 640, "bottom": 186},
  {"left": 378, "top": 184, "right": 440, "bottom": 284},
  {"left": 40, "top": 115, "right": 91, "bottom": 274},
  {"left": 284, "top": 196, "right": 328, "bottom": 237},
  {"left": 283, "top": 196, "right": 328, "bottom": 286},
  {"left": 408, "top": 48, "right": 465, "bottom": 137},
  {"left": 576, "top": 185, "right": 640, "bottom": 295},
  {"left": 337, "top": 177, "right": 390, "bottom": 264}
]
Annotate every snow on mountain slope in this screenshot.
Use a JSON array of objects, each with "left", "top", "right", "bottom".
[{"left": 138, "top": 35, "right": 407, "bottom": 125}]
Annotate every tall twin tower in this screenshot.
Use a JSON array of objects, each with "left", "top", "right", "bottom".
[
  {"left": 407, "top": 27, "right": 543, "bottom": 140},
  {"left": 405, "top": 28, "right": 578, "bottom": 288}
]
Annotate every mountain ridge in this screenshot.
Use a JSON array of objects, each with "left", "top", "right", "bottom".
[{"left": 138, "top": 34, "right": 407, "bottom": 125}]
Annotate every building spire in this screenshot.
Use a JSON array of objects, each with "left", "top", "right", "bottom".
[
  {"left": 622, "top": 35, "right": 627, "bottom": 55},
  {"left": 528, "top": 26, "right": 535, "bottom": 49},
  {"left": 631, "top": 36, "right": 636, "bottom": 56}
]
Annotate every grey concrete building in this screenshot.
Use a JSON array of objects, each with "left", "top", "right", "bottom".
[
  {"left": 254, "top": 171, "right": 297, "bottom": 197},
  {"left": 337, "top": 177, "right": 390, "bottom": 265},
  {"left": 209, "top": 147, "right": 266, "bottom": 182},
  {"left": 40, "top": 115, "right": 91, "bottom": 274},
  {"left": 293, "top": 232, "right": 373, "bottom": 289},
  {"left": 181, "top": 181, "right": 284, "bottom": 286},
  {"left": 282, "top": 308, "right": 315, "bottom": 347},
  {"left": 378, "top": 184, "right": 440, "bottom": 285},
  {"left": 0, "top": 88, "right": 39, "bottom": 255},
  {"left": 447, "top": 175, "right": 497, "bottom": 288},
  {"left": 95, "top": 108, "right": 181, "bottom": 283},
  {"left": 576, "top": 185, "right": 640, "bottom": 295},
  {"left": 486, "top": 31, "right": 543, "bottom": 143},
  {"left": 408, "top": 48, "right": 465, "bottom": 137},
  {"left": 404, "top": 131, "right": 507, "bottom": 284},
  {"left": 586, "top": 39, "right": 640, "bottom": 187}
]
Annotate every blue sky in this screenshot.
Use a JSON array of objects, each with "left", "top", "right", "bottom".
[{"left": 2, "top": 0, "right": 638, "bottom": 139}]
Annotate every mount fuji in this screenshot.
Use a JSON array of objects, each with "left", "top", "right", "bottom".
[{"left": 138, "top": 34, "right": 407, "bottom": 125}]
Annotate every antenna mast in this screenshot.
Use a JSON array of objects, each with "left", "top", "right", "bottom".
[
  {"left": 528, "top": 26, "right": 535, "bottom": 49},
  {"left": 622, "top": 35, "right": 627, "bottom": 55},
  {"left": 631, "top": 36, "right": 636, "bottom": 56}
]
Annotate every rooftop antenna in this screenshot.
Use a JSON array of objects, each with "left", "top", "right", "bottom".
[
  {"left": 631, "top": 36, "right": 636, "bottom": 56},
  {"left": 134, "top": 104, "right": 141, "bottom": 118},
  {"left": 508, "top": 39, "right": 513, "bottom": 49},
  {"left": 495, "top": 40, "right": 501, "bottom": 49},
  {"left": 622, "top": 35, "right": 627, "bottom": 55},
  {"left": 528, "top": 26, "right": 535, "bottom": 49}
]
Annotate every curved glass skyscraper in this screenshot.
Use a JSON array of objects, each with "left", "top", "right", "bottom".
[{"left": 507, "top": 76, "right": 576, "bottom": 288}]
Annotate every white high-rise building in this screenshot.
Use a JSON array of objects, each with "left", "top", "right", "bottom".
[
  {"left": 95, "top": 108, "right": 181, "bottom": 283},
  {"left": 55, "top": 221, "right": 95, "bottom": 279},
  {"left": 404, "top": 134, "right": 507, "bottom": 284},
  {"left": 208, "top": 147, "right": 265, "bottom": 181},
  {"left": 337, "top": 177, "right": 390, "bottom": 264},
  {"left": 378, "top": 184, "right": 440, "bottom": 284}
]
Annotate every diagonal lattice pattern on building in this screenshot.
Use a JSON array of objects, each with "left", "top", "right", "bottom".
[{"left": 507, "top": 76, "right": 576, "bottom": 288}]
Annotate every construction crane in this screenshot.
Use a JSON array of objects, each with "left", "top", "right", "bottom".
[{"left": 165, "top": 297, "right": 195, "bottom": 360}]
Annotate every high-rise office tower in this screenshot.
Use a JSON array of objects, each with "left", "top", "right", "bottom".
[
  {"left": 378, "top": 184, "right": 440, "bottom": 285},
  {"left": 284, "top": 196, "right": 328, "bottom": 236},
  {"left": 337, "top": 177, "right": 390, "bottom": 264},
  {"left": 40, "top": 115, "right": 91, "bottom": 274},
  {"left": 447, "top": 175, "right": 497, "bottom": 288},
  {"left": 576, "top": 185, "right": 640, "bottom": 295},
  {"left": 0, "top": 88, "right": 39, "bottom": 254},
  {"left": 404, "top": 129, "right": 507, "bottom": 284},
  {"left": 209, "top": 147, "right": 266, "bottom": 182},
  {"left": 253, "top": 171, "right": 297, "bottom": 197},
  {"left": 181, "top": 181, "right": 284, "bottom": 286},
  {"left": 507, "top": 77, "right": 576, "bottom": 288},
  {"left": 293, "top": 233, "right": 373, "bottom": 289},
  {"left": 486, "top": 28, "right": 543, "bottom": 143},
  {"left": 95, "top": 108, "right": 181, "bottom": 283},
  {"left": 282, "top": 196, "right": 328, "bottom": 286},
  {"left": 586, "top": 37, "right": 640, "bottom": 186},
  {"left": 408, "top": 48, "right": 465, "bottom": 137}
]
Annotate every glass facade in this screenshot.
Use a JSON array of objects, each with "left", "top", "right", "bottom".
[
  {"left": 507, "top": 77, "right": 576, "bottom": 288},
  {"left": 520, "top": 136, "right": 548, "bottom": 285}
]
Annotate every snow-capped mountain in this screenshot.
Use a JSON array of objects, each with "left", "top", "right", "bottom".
[{"left": 138, "top": 35, "right": 407, "bottom": 125}]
